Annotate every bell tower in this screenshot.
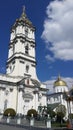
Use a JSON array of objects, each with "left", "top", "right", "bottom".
[{"left": 6, "top": 7, "right": 37, "bottom": 78}]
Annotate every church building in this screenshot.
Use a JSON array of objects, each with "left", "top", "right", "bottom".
[
  {"left": 0, "top": 8, "right": 47, "bottom": 115},
  {"left": 47, "top": 75, "right": 73, "bottom": 120}
]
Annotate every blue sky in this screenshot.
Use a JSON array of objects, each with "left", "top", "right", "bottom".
[{"left": 0, "top": 0, "right": 73, "bottom": 82}]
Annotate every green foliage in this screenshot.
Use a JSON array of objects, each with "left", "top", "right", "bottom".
[
  {"left": 69, "top": 113, "right": 73, "bottom": 119},
  {"left": 27, "top": 109, "right": 37, "bottom": 117},
  {"left": 56, "top": 112, "right": 65, "bottom": 122},
  {"left": 47, "top": 106, "right": 56, "bottom": 119},
  {"left": 55, "top": 104, "right": 66, "bottom": 122},
  {"left": 38, "top": 105, "right": 42, "bottom": 113},
  {"left": 52, "top": 122, "right": 67, "bottom": 127},
  {"left": 4, "top": 108, "right": 16, "bottom": 117},
  {"left": 56, "top": 104, "right": 66, "bottom": 117}
]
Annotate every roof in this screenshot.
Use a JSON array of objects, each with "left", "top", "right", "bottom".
[
  {"left": 54, "top": 75, "right": 67, "bottom": 87},
  {"left": 48, "top": 103, "right": 60, "bottom": 110},
  {"left": 12, "top": 6, "right": 35, "bottom": 29}
]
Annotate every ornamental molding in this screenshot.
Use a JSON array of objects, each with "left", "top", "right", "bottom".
[
  {"left": 7, "top": 52, "right": 36, "bottom": 63},
  {"left": 23, "top": 93, "right": 33, "bottom": 99}
]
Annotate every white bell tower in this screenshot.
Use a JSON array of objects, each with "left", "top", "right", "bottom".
[{"left": 6, "top": 7, "right": 37, "bottom": 78}]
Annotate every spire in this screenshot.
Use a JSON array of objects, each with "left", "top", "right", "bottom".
[
  {"left": 22, "top": 5, "right": 26, "bottom": 15},
  {"left": 18, "top": 6, "right": 33, "bottom": 26},
  {"left": 23, "top": 5, "right": 25, "bottom": 13},
  {"left": 21, "top": 5, "right": 26, "bottom": 19}
]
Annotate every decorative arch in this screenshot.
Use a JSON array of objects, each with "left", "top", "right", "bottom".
[{"left": 69, "top": 88, "right": 73, "bottom": 96}]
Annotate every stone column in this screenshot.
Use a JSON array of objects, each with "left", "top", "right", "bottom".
[
  {"left": 46, "top": 114, "right": 51, "bottom": 128},
  {"left": 35, "top": 92, "right": 38, "bottom": 110},
  {"left": 34, "top": 89, "right": 39, "bottom": 110},
  {"left": 0, "top": 88, "right": 5, "bottom": 113},
  {"left": 30, "top": 114, "right": 34, "bottom": 126},
  {"left": 17, "top": 114, "right": 21, "bottom": 124},
  {"left": 17, "top": 88, "right": 23, "bottom": 114},
  {"left": 7, "top": 113, "right": 10, "bottom": 123}
]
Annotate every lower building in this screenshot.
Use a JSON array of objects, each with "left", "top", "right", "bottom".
[{"left": 0, "top": 74, "right": 47, "bottom": 115}]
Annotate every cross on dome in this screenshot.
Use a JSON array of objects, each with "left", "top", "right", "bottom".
[
  {"left": 22, "top": 5, "right": 25, "bottom": 13},
  {"left": 58, "top": 74, "right": 61, "bottom": 81}
]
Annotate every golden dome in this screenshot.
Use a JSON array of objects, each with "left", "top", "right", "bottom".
[{"left": 54, "top": 75, "right": 67, "bottom": 87}]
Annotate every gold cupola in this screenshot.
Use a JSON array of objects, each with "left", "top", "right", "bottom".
[{"left": 54, "top": 75, "right": 67, "bottom": 87}]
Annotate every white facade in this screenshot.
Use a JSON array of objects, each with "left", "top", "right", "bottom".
[{"left": 0, "top": 9, "right": 47, "bottom": 115}]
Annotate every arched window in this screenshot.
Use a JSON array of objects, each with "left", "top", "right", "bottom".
[
  {"left": 25, "top": 44, "right": 29, "bottom": 54},
  {"left": 70, "top": 90, "right": 73, "bottom": 96},
  {"left": 27, "top": 79, "right": 30, "bottom": 85},
  {"left": 26, "top": 65, "right": 29, "bottom": 73}
]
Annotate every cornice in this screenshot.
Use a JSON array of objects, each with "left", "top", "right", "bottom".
[
  {"left": 9, "top": 35, "right": 35, "bottom": 45},
  {"left": 7, "top": 52, "right": 36, "bottom": 64}
]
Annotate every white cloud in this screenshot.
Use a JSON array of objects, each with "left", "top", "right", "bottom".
[
  {"left": 42, "top": 0, "right": 73, "bottom": 61},
  {"left": 45, "top": 54, "right": 54, "bottom": 62}
]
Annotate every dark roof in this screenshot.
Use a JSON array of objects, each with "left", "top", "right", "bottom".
[{"left": 48, "top": 103, "right": 60, "bottom": 110}]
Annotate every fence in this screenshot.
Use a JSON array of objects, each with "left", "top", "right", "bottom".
[
  {"left": 0, "top": 115, "right": 48, "bottom": 128},
  {"left": 0, "top": 115, "right": 72, "bottom": 130}
]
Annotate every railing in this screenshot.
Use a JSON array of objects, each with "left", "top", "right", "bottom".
[
  {"left": 0, "top": 116, "right": 47, "bottom": 128},
  {"left": 0, "top": 115, "right": 72, "bottom": 130}
]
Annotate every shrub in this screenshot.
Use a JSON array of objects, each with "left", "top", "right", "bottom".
[
  {"left": 69, "top": 113, "right": 73, "bottom": 119},
  {"left": 56, "top": 112, "right": 64, "bottom": 122},
  {"left": 55, "top": 104, "right": 66, "bottom": 123},
  {"left": 4, "top": 108, "right": 16, "bottom": 117},
  {"left": 27, "top": 109, "right": 37, "bottom": 117}
]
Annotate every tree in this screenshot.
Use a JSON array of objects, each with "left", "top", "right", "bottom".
[
  {"left": 4, "top": 108, "right": 16, "bottom": 117},
  {"left": 69, "top": 113, "right": 73, "bottom": 119},
  {"left": 27, "top": 109, "right": 37, "bottom": 117},
  {"left": 55, "top": 104, "right": 66, "bottom": 123},
  {"left": 47, "top": 106, "right": 56, "bottom": 119}
]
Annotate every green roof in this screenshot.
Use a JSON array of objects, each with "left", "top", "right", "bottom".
[{"left": 47, "top": 103, "right": 60, "bottom": 110}]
